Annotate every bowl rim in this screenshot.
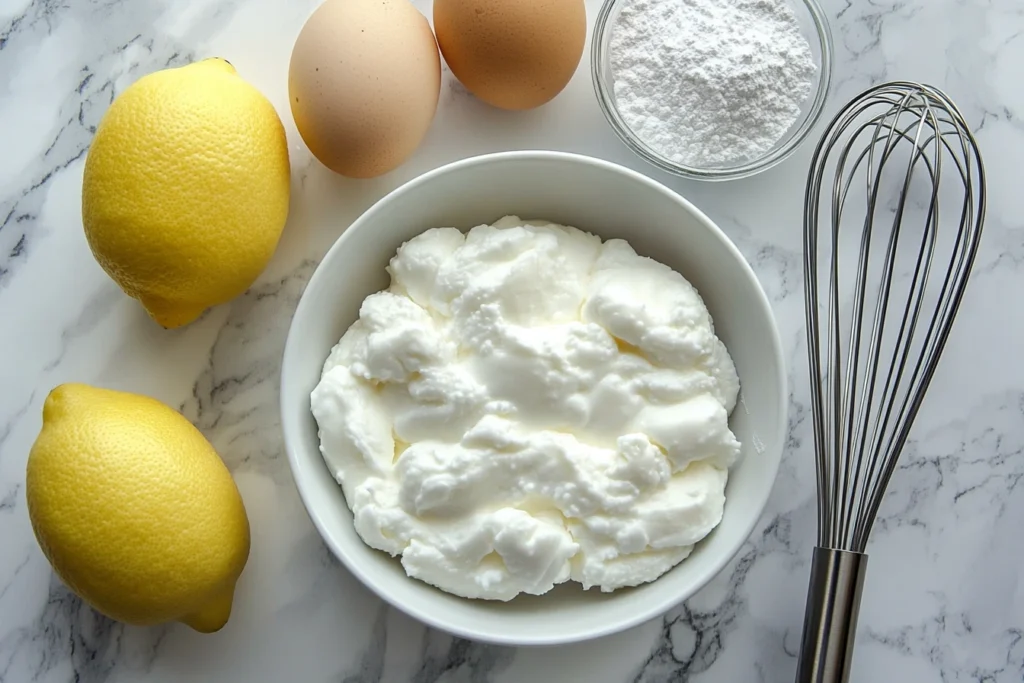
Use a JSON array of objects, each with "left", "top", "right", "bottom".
[
  {"left": 591, "top": 0, "right": 834, "bottom": 181},
  {"left": 280, "top": 150, "right": 789, "bottom": 645}
]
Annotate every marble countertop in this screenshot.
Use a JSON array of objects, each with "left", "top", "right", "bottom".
[{"left": 2, "top": 0, "right": 1022, "bottom": 681}]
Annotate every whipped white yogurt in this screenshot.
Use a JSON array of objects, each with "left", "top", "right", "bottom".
[{"left": 311, "top": 216, "right": 741, "bottom": 600}]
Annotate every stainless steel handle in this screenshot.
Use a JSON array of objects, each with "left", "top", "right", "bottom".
[{"left": 795, "top": 547, "right": 869, "bottom": 683}]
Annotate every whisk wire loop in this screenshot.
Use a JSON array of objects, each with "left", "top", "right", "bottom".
[{"left": 804, "top": 81, "right": 984, "bottom": 552}]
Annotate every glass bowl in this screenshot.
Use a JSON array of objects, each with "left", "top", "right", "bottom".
[{"left": 591, "top": 0, "right": 833, "bottom": 181}]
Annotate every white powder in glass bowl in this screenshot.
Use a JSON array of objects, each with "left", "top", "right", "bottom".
[{"left": 609, "top": 0, "right": 817, "bottom": 167}]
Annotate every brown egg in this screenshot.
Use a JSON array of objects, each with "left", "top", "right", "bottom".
[
  {"left": 433, "top": 0, "right": 587, "bottom": 111},
  {"left": 288, "top": 0, "right": 441, "bottom": 178}
]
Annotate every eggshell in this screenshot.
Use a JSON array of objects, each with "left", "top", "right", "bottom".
[
  {"left": 433, "top": 0, "right": 586, "bottom": 111},
  {"left": 289, "top": 0, "right": 441, "bottom": 178}
]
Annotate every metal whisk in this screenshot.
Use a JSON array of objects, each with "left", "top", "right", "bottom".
[{"left": 796, "top": 82, "right": 986, "bottom": 683}]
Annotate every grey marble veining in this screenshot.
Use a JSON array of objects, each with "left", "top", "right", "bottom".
[{"left": 1, "top": 0, "right": 1022, "bottom": 681}]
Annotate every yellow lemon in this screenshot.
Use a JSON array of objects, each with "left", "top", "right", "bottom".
[
  {"left": 26, "top": 384, "right": 251, "bottom": 633},
  {"left": 82, "top": 58, "right": 290, "bottom": 328}
]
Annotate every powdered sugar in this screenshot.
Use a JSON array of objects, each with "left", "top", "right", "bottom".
[{"left": 609, "top": 0, "right": 817, "bottom": 167}]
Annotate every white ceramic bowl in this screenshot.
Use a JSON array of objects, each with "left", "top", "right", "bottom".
[{"left": 281, "top": 151, "right": 787, "bottom": 646}]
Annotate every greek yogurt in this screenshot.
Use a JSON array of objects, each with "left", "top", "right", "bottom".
[{"left": 311, "top": 216, "right": 741, "bottom": 600}]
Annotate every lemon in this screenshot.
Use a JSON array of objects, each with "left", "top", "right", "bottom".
[
  {"left": 82, "top": 58, "right": 291, "bottom": 328},
  {"left": 26, "top": 384, "right": 251, "bottom": 633}
]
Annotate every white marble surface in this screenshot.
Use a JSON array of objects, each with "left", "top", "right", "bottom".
[{"left": 1, "top": 0, "right": 1022, "bottom": 681}]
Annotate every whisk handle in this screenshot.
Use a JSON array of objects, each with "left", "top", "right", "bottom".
[{"left": 795, "top": 547, "right": 869, "bottom": 683}]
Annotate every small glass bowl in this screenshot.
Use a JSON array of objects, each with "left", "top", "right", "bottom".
[{"left": 591, "top": 0, "right": 834, "bottom": 182}]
